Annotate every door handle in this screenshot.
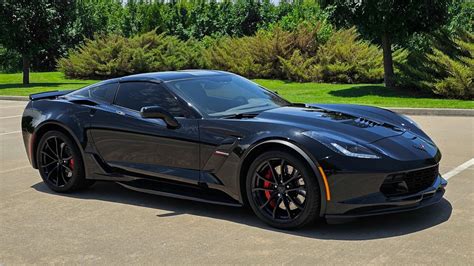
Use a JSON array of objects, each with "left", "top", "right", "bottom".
[{"left": 116, "top": 110, "right": 125, "bottom": 116}]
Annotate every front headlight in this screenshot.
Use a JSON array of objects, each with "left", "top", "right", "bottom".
[{"left": 301, "top": 131, "right": 381, "bottom": 159}]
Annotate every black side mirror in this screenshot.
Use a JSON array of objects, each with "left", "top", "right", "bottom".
[{"left": 140, "top": 106, "right": 180, "bottom": 129}]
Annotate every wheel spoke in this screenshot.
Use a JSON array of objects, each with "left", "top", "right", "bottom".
[
  {"left": 287, "top": 194, "right": 304, "bottom": 210},
  {"left": 62, "top": 164, "right": 72, "bottom": 172},
  {"left": 45, "top": 142, "right": 58, "bottom": 159},
  {"left": 59, "top": 143, "right": 65, "bottom": 160},
  {"left": 272, "top": 197, "right": 282, "bottom": 219},
  {"left": 58, "top": 166, "right": 66, "bottom": 186},
  {"left": 55, "top": 169, "right": 60, "bottom": 186},
  {"left": 41, "top": 160, "right": 57, "bottom": 168},
  {"left": 295, "top": 190, "right": 307, "bottom": 198},
  {"left": 46, "top": 165, "right": 59, "bottom": 185},
  {"left": 256, "top": 173, "right": 276, "bottom": 186},
  {"left": 46, "top": 165, "right": 58, "bottom": 180},
  {"left": 54, "top": 137, "right": 60, "bottom": 159},
  {"left": 280, "top": 159, "right": 286, "bottom": 182},
  {"left": 266, "top": 162, "right": 279, "bottom": 184},
  {"left": 41, "top": 151, "right": 56, "bottom": 161},
  {"left": 283, "top": 197, "right": 292, "bottom": 219},
  {"left": 259, "top": 192, "right": 276, "bottom": 210},
  {"left": 286, "top": 186, "right": 306, "bottom": 193},
  {"left": 283, "top": 169, "right": 300, "bottom": 185}
]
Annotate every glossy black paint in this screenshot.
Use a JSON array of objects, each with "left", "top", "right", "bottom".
[{"left": 21, "top": 70, "right": 447, "bottom": 218}]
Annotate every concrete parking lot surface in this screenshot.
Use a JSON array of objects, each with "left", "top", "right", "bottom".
[{"left": 1, "top": 100, "right": 473, "bottom": 264}]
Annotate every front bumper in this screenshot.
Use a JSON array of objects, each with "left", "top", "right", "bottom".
[{"left": 325, "top": 175, "right": 447, "bottom": 219}]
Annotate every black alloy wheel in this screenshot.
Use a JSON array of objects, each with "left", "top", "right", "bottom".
[
  {"left": 246, "top": 150, "right": 321, "bottom": 229},
  {"left": 37, "top": 131, "right": 92, "bottom": 192}
]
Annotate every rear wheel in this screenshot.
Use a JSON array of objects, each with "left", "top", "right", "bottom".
[
  {"left": 246, "top": 150, "right": 321, "bottom": 229},
  {"left": 36, "top": 131, "right": 93, "bottom": 192}
]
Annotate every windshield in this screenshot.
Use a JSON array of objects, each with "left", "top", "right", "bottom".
[{"left": 166, "top": 74, "right": 290, "bottom": 117}]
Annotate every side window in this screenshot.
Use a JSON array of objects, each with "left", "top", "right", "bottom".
[
  {"left": 70, "top": 82, "right": 118, "bottom": 103},
  {"left": 114, "top": 82, "right": 187, "bottom": 117},
  {"left": 89, "top": 83, "right": 118, "bottom": 103}
]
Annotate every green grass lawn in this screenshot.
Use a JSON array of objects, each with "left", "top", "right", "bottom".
[
  {"left": 256, "top": 79, "right": 474, "bottom": 109},
  {"left": 0, "top": 72, "right": 472, "bottom": 109},
  {"left": 0, "top": 72, "right": 98, "bottom": 96}
]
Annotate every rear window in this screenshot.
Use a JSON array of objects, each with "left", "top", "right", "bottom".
[{"left": 70, "top": 83, "right": 118, "bottom": 103}]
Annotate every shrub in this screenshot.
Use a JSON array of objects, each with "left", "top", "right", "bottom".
[
  {"left": 204, "top": 27, "right": 298, "bottom": 78},
  {"left": 60, "top": 25, "right": 384, "bottom": 84},
  {"left": 58, "top": 31, "right": 204, "bottom": 79},
  {"left": 278, "top": 50, "right": 323, "bottom": 82},
  {"left": 397, "top": 31, "right": 473, "bottom": 100},
  {"left": 205, "top": 23, "right": 328, "bottom": 81},
  {"left": 426, "top": 33, "right": 473, "bottom": 99},
  {"left": 315, "top": 28, "right": 383, "bottom": 83}
]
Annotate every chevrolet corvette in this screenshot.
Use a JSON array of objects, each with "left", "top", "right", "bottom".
[{"left": 21, "top": 70, "right": 447, "bottom": 229}]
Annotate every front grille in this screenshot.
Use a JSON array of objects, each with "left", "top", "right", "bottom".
[{"left": 381, "top": 165, "right": 439, "bottom": 197}]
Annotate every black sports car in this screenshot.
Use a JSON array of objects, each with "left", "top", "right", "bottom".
[{"left": 21, "top": 70, "right": 447, "bottom": 229}]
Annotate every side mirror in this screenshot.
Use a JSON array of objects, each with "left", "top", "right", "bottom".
[{"left": 140, "top": 106, "right": 180, "bottom": 129}]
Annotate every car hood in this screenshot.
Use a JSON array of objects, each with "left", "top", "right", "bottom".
[{"left": 256, "top": 104, "right": 414, "bottom": 144}]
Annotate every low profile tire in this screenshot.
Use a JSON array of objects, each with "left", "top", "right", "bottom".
[
  {"left": 246, "top": 150, "right": 321, "bottom": 229},
  {"left": 36, "top": 130, "right": 93, "bottom": 192}
]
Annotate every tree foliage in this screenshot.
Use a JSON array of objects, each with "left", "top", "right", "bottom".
[
  {"left": 0, "top": 0, "right": 330, "bottom": 73},
  {"left": 0, "top": 0, "right": 75, "bottom": 83},
  {"left": 397, "top": 31, "right": 473, "bottom": 100},
  {"left": 326, "top": 0, "right": 452, "bottom": 88}
]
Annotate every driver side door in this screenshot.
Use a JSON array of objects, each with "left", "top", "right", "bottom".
[{"left": 88, "top": 81, "right": 201, "bottom": 184}]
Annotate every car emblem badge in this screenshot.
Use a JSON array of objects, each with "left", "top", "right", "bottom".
[{"left": 413, "top": 143, "right": 426, "bottom": 151}]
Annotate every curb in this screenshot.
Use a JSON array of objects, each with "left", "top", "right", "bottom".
[
  {"left": 0, "top": 96, "right": 472, "bottom": 116},
  {"left": 389, "top": 107, "right": 474, "bottom": 117},
  {"left": 0, "top": 96, "right": 29, "bottom": 101}
]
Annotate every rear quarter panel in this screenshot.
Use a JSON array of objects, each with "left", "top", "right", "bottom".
[{"left": 21, "top": 99, "right": 92, "bottom": 168}]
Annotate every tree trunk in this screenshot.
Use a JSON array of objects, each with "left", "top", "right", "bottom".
[
  {"left": 381, "top": 33, "right": 395, "bottom": 88},
  {"left": 22, "top": 55, "right": 30, "bottom": 85}
]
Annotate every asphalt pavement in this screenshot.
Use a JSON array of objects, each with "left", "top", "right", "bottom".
[{"left": 0, "top": 100, "right": 473, "bottom": 264}]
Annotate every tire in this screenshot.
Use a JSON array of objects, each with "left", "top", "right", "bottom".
[
  {"left": 246, "top": 150, "right": 321, "bottom": 229},
  {"left": 36, "top": 130, "right": 93, "bottom": 192}
]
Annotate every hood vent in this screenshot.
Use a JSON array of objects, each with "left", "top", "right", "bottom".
[{"left": 351, "top": 117, "right": 382, "bottom": 128}]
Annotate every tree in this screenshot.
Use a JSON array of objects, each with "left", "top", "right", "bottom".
[
  {"left": 0, "top": 0, "right": 74, "bottom": 84},
  {"left": 325, "top": 0, "right": 451, "bottom": 88}
]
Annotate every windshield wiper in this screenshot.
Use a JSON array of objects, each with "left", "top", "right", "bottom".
[{"left": 221, "top": 113, "right": 260, "bottom": 119}]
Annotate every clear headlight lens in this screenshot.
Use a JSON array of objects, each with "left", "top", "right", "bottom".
[{"left": 301, "top": 131, "right": 381, "bottom": 159}]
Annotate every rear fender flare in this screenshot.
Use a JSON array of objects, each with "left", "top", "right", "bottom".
[{"left": 31, "top": 121, "right": 86, "bottom": 169}]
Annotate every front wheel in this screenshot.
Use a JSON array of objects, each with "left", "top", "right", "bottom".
[
  {"left": 246, "top": 150, "right": 321, "bottom": 229},
  {"left": 36, "top": 130, "right": 93, "bottom": 192}
]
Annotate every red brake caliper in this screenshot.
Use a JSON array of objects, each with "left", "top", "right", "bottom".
[
  {"left": 263, "top": 168, "right": 275, "bottom": 208},
  {"left": 69, "top": 159, "right": 75, "bottom": 170}
]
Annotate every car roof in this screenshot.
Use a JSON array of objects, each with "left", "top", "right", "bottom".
[{"left": 117, "top": 70, "right": 230, "bottom": 83}]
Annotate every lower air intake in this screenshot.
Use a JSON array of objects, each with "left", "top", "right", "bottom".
[{"left": 380, "top": 165, "right": 439, "bottom": 197}]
